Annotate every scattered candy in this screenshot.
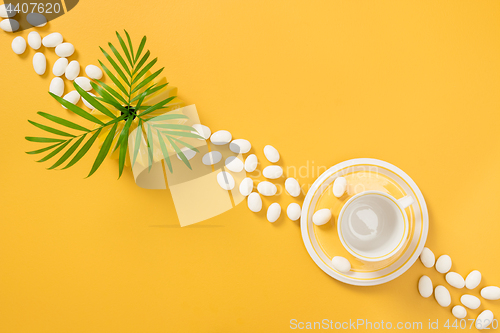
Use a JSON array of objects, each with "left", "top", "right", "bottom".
[
  {"left": 202, "top": 151, "right": 222, "bottom": 165},
  {"left": 418, "top": 275, "right": 433, "bottom": 298},
  {"left": 229, "top": 139, "right": 251, "bottom": 154},
  {"left": 210, "top": 130, "right": 232, "bottom": 145},
  {"left": 461, "top": 294, "right": 481, "bottom": 309},
  {"left": 452, "top": 305, "right": 467, "bottom": 319},
  {"left": 85, "top": 64, "right": 103, "bottom": 80},
  {"left": 176, "top": 147, "right": 196, "bottom": 160},
  {"left": 49, "top": 77, "right": 64, "bottom": 97},
  {"left": 74, "top": 77, "right": 92, "bottom": 91},
  {"left": 333, "top": 177, "right": 347, "bottom": 197},
  {"left": 331, "top": 256, "right": 351, "bottom": 273},
  {"left": 52, "top": 58, "right": 68, "bottom": 77},
  {"left": 55, "top": 42, "right": 75, "bottom": 58},
  {"left": 192, "top": 124, "right": 211, "bottom": 140},
  {"left": 481, "top": 286, "right": 500, "bottom": 300},
  {"left": 61, "top": 91, "right": 80, "bottom": 109},
  {"left": 285, "top": 177, "right": 301, "bottom": 197},
  {"left": 239, "top": 177, "right": 253, "bottom": 197},
  {"left": 32, "top": 52, "right": 46, "bottom": 75},
  {"left": 42, "top": 32, "right": 63, "bottom": 47},
  {"left": 475, "top": 310, "right": 494, "bottom": 330},
  {"left": 65, "top": 60, "right": 80, "bottom": 81},
  {"left": 312, "top": 208, "right": 332, "bottom": 226},
  {"left": 0, "top": 19, "right": 19, "bottom": 32},
  {"left": 257, "top": 181, "right": 277, "bottom": 196},
  {"left": 247, "top": 192, "right": 262, "bottom": 212},
  {"left": 0, "top": 4, "right": 16, "bottom": 18},
  {"left": 263, "top": 165, "right": 283, "bottom": 179},
  {"left": 11, "top": 36, "right": 26, "bottom": 55},
  {"left": 27, "top": 31, "right": 41, "bottom": 50},
  {"left": 436, "top": 255, "right": 452, "bottom": 274},
  {"left": 465, "top": 270, "right": 482, "bottom": 290},
  {"left": 26, "top": 13, "right": 47, "bottom": 27},
  {"left": 419, "top": 247, "right": 435, "bottom": 268},
  {"left": 264, "top": 145, "right": 280, "bottom": 163},
  {"left": 244, "top": 154, "right": 258, "bottom": 172},
  {"left": 216, "top": 171, "right": 235, "bottom": 190},
  {"left": 267, "top": 203, "right": 281, "bottom": 222},
  {"left": 225, "top": 156, "right": 244, "bottom": 172},
  {"left": 435, "top": 285, "right": 451, "bottom": 307},
  {"left": 286, "top": 203, "right": 301, "bottom": 221},
  {"left": 446, "top": 272, "right": 465, "bottom": 289}
]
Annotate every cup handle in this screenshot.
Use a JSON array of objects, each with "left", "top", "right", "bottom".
[{"left": 397, "top": 195, "right": 414, "bottom": 209}]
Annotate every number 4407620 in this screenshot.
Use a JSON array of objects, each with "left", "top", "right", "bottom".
[
  {"left": 5, "top": 2, "right": 61, "bottom": 14},
  {"left": 444, "top": 318, "right": 498, "bottom": 330}
]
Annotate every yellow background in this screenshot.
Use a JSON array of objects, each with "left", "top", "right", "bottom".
[{"left": 1, "top": 0, "right": 500, "bottom": 332}]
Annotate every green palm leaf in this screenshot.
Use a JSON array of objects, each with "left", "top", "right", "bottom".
[
  {"left": 49, "top": 93, "right": 105, "bottom": 125},
  {"left": 37, "top": 140, "right": 71, "bottom": 162},
  {"left": 87, "top": 123, "right": 118, "bottom": 177},
  {"left": 37, "top": 112, "right": 90, "bottom": 132},
  {"left": 26, "top": 142, "right": 62, "bottom": 155},
  {"left": 28, "top": 120, "right": 75, "bottom": 137},
  {"left": 62, "top": 130, "right": 101, "bottom": 170},
  {"left": 157, "top": 130, "right": 173, "bottom": 172},
  {"left": 47, "top": 136, "right": 85, "bottom": 170}
]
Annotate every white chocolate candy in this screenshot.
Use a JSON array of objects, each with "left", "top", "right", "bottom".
[
  {"left": 176, "top": 147, "right": 196, "bottom": 161},
  {"left": 286, "top": 203, "right": 301, "bottom": 221},
  {"left": 264, "top": 145, "right": 280, "bottom": 163},
  {"left": 0, "top": 4, "right": 16, "bottom": 18},
  {"left": 466, "top": 270, "right": 482, "bottom": 290},
  {"left": 42, "top": 32, "right": 63, "bottom": 47},
  {"left": 475, "top": 310, "right": 494, "bottom": 330},
  {"left": 481, "top": 286, "right": 500, "bottom": 300},
  {"left": 285, "top": 177, "right": 301, "bottom": 197},
  {"left": 257, "top": 181, "right": 277, "bottom": 196},
  {"left": 49, "top": 77, "right": 64, "bottom": 97},
  {"left": 267, "top": 203, "right": 281, "bottom": 223},
  {"left": 32, "top": 52, "right": 46, "bottom": 75},
  {"left": 434, "top": 285, "right": 451, "bottom": 307},
  {"left": 52, "top": 58, "right": 69, "bottom": 76},
  {"left": 461, "top": 294, "right": 481, "bottom": 310},
  {"left": 446, "top": 272, "right": 465, "bottom": 289},
  {"left": 210, "top": 130, "right": 232, "bottom": 145},
  {"left": 420, "top": 247, "right": 436, "bottom": 268},
  {"left": 26, "top": 13, "right": 47, "bottom": 27},
  {"left": 61, "top": 91, "right": 80, "bottom": 109},
  {"left": 65, "top": 60, "right": 80, "bottom": 81},
  {"left": 0, "top": 19, "right": 19, "bottom": 32},
  {"left": 247, "top": 192, "right": 262, "bottom": 212},
  {"left": 56, "top": 43, "right": 75, "bottom": 58},
  {"left": 436, "top": 255, "right": 452, "bottom": 274},
  {"left": 74, "top": 77, "right": 92, "bottom": 91},
  {"left": 331, "top": 256, "right": 351, "bottom": 273},
  {"left": 239, "top": 178, "right": 253, "bottom": 197},
  {"left": 333, "top": 177, "right": 347, "bottom": 197},
  {"left": 216, "top": 171, "right": 235, "bottom": 190},
  {"left": 452, "top": 305, "right": 467, "bottom": 319},
  {"left": 82, "top": 92, "right": 96, "bottom": 110},
  {"left": 418, "top": 275, "right": 433, "bottom": 298},
  {"left": 312, "top": 208, "right": 332, "bottom": 226},
  {"left": 192, "top": 124, "right": 211, "bottom": 140},
  {"left": 225, "top": 156, "right": 244, "bottom": 172},
  {"left": 263, "top": 165, "right": 283, "bottom": 179},
  {"left": 229, "top": 139, "right": 251, "bottom": 154},
  {"left": 202, "top": 151, "right": 222, "bottom": 165},
  {"left": 11, "top": 36, "right": 26, "bottom": 55},
  {"left": 27, "top": 31, "right": 41, "bottom": 50},
  {"left": 244, "top": 154, "right": 258, "bottom": 172},
  {"left": 85, "top": 65, "right": 103, "bottom": 80}
]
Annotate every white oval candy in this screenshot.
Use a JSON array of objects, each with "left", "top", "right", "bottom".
[
  {"left": 49, "top": 77, "right": 64, "bottom": 97},
  {"left": 247, "top": 192, "right": 262, "bottom": 212},
  {"left": 420, "top": 247, "right": 436, "bottom": 268},
  {"left": 192, "top": 124, "right": 211, "bottom": 140},
  {"left": 176, "top": 147, "right": 196, "bottom": 161},
  {"left": 264, "top": 145, "right": 280, "bottom": 163},
  {"left": 481, "top": 286, "right": 500, "bottom": 300},
  {"left": 285, "top": 177, "right": 301, "bottom": 197},
  {"left": 62, "top": 91, "right": 80, "bottom": 109},
  {"left": 82, "top": 92, "right": 96, "bottom": 110},
  {"left": 32, "top": 52, "right": 46, "bottom": 75},
  {"left": 202, "top": 151, "right": 222, "bottom": 165},
  {"left": 65, "top": 60, "right": 80, "bottom": 81},
  {"left": 74, "top": 77, "right": 92, "bottom": 91},
  {"left": 436, "top": 255, "right": 452, "bottom": 274},
  {"left": 287, "top": 203, "right": 301, "bottom": 221},
  {"left": 452, "top": 305, "right": 467, "bottom": 319},
  {"left": 52, "top": 58, "right": 68, "bottom": 77},
  {"left": 56, "top": 43, "right": 75, "bottom": 58},
  {"left": 0, "top": 4, "right": 16, "bottom": 18},
  {"left": 225, "top": 156, "right": 244, "bottom": 172},
  {"left": 461, "top": 294, "right": 481, "bottom": 309},
  {"left": 27, "top": 13, "right": 47, "bottom": 27},
  {"left": 312, "top": 209, "right": 332, "bottom": 226},
  {"left": 229, "top": 139, "right": 251, "bottom": 154},
  {"left": 217, "top": 171, "right": 235, "bottom": 190},
  {"left": 475, "top": 310, "right": 494, "bottom": 330},
  {"left": 466, "top": 270, "right": 482, "bottom": 290},
  {"left": 331, "top": 256, "right": 351, "bottom": 273},
  {"left": 27, "top": 31, "right": 41, "bottom": 50},
  {"left": 257, "top": 181, "right": 277, "bottom": 196},
  {"left": 239, "top": 177, "right": 253, "bottom": 197},
  {"left": 42, "top": 32, "right": 63, "bottom": 47},
  {"left": 446, "top": 272, "right": 465, "bottom": 289},
  {"left": 333, "top": 177, "right": 347, "bottom": 197},
  {"left": 267, "top": 203, "right": 281, "bottom": 223},
  {"left": 434, "top": 285, "right": 451, "bottom": 307},
  {"left": 244, "top": 154, "right": 258, "bottom": 172},
  {"left": 210, "top": 130, "right": 232, "bottom": 145},
  {"left": 0, "top": 19, "right": 19, "bottom": 32},
  {"left": 11, "top": 36, "right": 26, "bottom": 55},
  {"left": 263, "top": 165, "right": 283, "bottom": 179},
  {"left": 418, "top": 275, "right": 433, "bottom": 298},
  {"left": 85, "top": 65, "right": 103, "bottom": 80}
]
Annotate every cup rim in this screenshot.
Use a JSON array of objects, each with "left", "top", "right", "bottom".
[{"left": 337, "top": 190, "right": 409, "bottom": 262}]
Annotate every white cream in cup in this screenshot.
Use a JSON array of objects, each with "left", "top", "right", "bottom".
[{"left": 337, "top": 190, "right": 413, "bottom": 262}]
